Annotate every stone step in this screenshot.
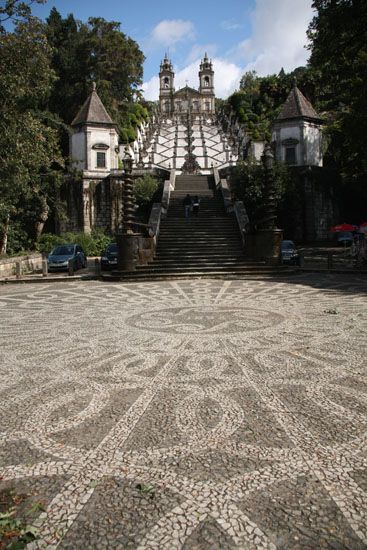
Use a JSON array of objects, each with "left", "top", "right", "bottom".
[
  {"left": 161, "top": 221, "right": 234, "bottom": 227},
  {"left": 146, "top": 260, "right": 248, "bottom": 267},
  {"left": 135, "top": 264, "right": 279, "bottom": 274},
  {"left": 157, "top": 237, "right": 242, "bottom": 243},
  {"left": 156, "top": 251, "right": 246, "bottom": 258}
]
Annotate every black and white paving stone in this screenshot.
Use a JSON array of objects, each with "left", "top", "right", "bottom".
[{"left": 0, "top": 275, "right": 366, "bottom": 548}]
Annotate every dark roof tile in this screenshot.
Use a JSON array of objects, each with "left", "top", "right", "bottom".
[
  {"left": 277, "top": 86, "right": 321, "bottom": 122},
  {"left": 71, "top": 86, "right": 114, "bottom": 126}
]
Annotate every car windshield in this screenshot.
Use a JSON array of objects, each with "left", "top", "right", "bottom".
[
  {"left": 107, "top": 244, "right": 118, "bottom": 253},
  {"left": 281, "top": 241, "right": 295, "bottom": 250},
  {"left": 51, "top": 245, "right": 75, "bottom": 255}
]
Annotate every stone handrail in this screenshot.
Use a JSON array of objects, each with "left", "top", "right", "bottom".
[
  {"left": 213, "top": 168, "right": 249, "bottom": 247},
  {"left": 161, "top": 169, "right": 176, "bottom": 212},
  {"left": 148, "top": 169, "right": 176, "bottom": 244},
  {"left": 213, "top": 168, "right": 233, "bottom": 213},
  {"left": 134, "top": 168, "right": 176, "bottom": 267},
  {"left": 148, "top": 203, "right": 162, "bottom": 243}
]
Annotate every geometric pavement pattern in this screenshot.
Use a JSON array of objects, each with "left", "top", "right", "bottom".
[{"left": 0, "top": 275, "right": 367, "bottom": 549}]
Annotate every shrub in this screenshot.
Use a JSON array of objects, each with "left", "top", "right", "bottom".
[
  {"left": 36, "top": 233, "right": 64, "bottom": 254},
  {"left": 133, "top": 174, "right": 159, "bottom": 206},
  {"left": 37, "top": 229, "right": 112, "bottom": 256}
]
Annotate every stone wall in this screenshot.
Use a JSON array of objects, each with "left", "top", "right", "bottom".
[
  {"left": 59, "top": 176, "right": 122, "bottom": 235},
  {"left": 281, "top": 166, "right": 339, "bottom": 241},
  {"left": 58, "top": 178, "right": 84, "bottom": 233},
  {"left": 0, "top": 254, "right": 43, "bottom": 278}
]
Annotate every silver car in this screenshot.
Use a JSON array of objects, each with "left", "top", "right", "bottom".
[{"left": 48, "top": 244, "right": 87, "bottom": 271}]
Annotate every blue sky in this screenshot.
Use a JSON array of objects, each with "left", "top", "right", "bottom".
[{"left": 32, "top": 0, "right": 314, "bottom": 99}]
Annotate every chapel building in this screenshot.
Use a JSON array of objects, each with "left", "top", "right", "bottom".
[{"left": 159, "top": 54, "right": 215, "bottom": 116}]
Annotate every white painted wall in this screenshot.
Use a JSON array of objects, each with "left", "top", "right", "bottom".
[
  {"left": 272, "top": 121, "right": 322, "bottom": 167},
  {"left": 304, "top": 123, "right": 323, "bottom": 166},
  {"left": 71, "top": 125, "right": 119, "bottom": 172}
]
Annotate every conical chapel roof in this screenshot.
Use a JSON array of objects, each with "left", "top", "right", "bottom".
[
  {"left": 276, "top": 84, "right": 322, "bottom": 123},
  {"left": 71, "top": 84, "right": 114, "bottom": 127}
]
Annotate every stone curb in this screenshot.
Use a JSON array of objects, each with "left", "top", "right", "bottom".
[
  {"left": 1, "top": 268, "right": 366, "bottom": 285},
  {"left": 0, "top": 275, "right": 100, "bottom": 285}
]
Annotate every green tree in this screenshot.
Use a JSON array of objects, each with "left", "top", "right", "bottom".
[
  {"left": 307, "top": 0, "right": 367, "bottom": 182},
  {"left": 0, "top": 17, "right": 63, "bottom": 253},
  {"left": 45, "top": 10, "right": 146, "bottom": 142},
  {"left": 230, "top": 159, "right": 291, "bottom": 228},
  {"left": 225, "top": 66, "right": 317, "bottom": 141},
  {"left": 0, "top": 0, "right": 45, "bottom": 31}
]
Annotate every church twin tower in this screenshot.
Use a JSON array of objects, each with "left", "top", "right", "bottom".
[{"left": 159, "top": 53, "right": 215, "bottom": 116}]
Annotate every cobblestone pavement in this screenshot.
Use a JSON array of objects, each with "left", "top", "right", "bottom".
[{"left": 1, "top": 274, "right": 367, "bottom": 549}]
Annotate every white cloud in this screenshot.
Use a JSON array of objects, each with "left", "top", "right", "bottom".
[
  {"left": 142, "top": 57, "right": 242, "bottom": 101},
  {"left": 185, "top": 44, "right": 217, "bottom": 65},
  {"left": 142, "top": 75, "right": 160, "bottom": 102},
  {"left": 148, "top": 19, "right": 195, "bottom": 50},
  {"left": 142, "top": 0, "right": 314, "bottom": 101},
  {"left": 220, "top": 20, "right": 242, "bottom": 31},
  {"left": 232, "top": 0, "right": 313, "bottom": 75}
]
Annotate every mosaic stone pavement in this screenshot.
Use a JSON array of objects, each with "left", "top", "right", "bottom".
[{"left": 0, "top": 275, "right": 367, "bottom": 549}]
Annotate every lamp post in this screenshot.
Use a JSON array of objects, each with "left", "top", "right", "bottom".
[
  {"left": 116, "top": 150, "right": 139, "bottom": 271},
  {"left": 260, "top": 143, "right": 277, "bottom": 230},
  {"left": 122, "top": 151, "right": 135, "bottom": 234}
]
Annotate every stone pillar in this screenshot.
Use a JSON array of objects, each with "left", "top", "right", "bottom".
[
  {"left": 82, "top": 181, "right": 91, "bottom": 234},
  {"left": 85, "top": 131, "right": 92, "bottom": 170},
  {"left": 116, "top": 233, "right": 139, "bottom": 271}
]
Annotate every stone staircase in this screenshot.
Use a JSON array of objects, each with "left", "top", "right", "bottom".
[
  {"left": 151, "top": 175, "right": 246, "bottom": 274},
  {"left": 106, "top": 175, "right": 293, "bottom": 281}
]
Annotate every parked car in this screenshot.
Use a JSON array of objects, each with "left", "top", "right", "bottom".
[
  {"left": 101, "top": 243, "right": 118, "bottom": 269},
  {"left": 280, "top": 240, "right": 300, "bottom": 265},
  {"left": 336, "top": 231, "right": 353, "bottom": 246},
  {"left": 48, "top": 244, "right": 87, "bottom": 272}
]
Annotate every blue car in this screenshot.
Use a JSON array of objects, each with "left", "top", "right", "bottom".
[
  {"left": 336, "top": 231, "right": 353, "bottom": 246},
  {"left": 48, "top": 244, "right": 87, "bottom": 272},
  {"left": 101, "top": 243, "right": 118, "bottom": 270},
  {"left": 280, "top": 240, "right": 300, "bottom": 265}
]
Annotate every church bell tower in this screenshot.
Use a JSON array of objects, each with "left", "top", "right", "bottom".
[
  {"left": 199, "top": 53, "right": 215, "bottom": 113},
  {"left": 159, "top": 54, "right": 174, "bottom": 114}
]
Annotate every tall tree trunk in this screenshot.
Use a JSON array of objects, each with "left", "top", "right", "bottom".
[
  {"left": 0, "top": 214, "right": 10, "bottom": 255},
  {"left": 33, "top": 196, "right": 49, "bottom": 245}
]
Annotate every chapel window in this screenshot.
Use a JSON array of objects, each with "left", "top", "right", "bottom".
[
  {"left": 285, "top": 146, "right": 296, "bottom": 165},
  {"left": 96, "top": 152, "right": 106, "bottom": 168}
]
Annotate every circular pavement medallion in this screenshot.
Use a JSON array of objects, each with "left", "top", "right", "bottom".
[{"left": 126, "top": 305, "right": 285, "bottom": 334}]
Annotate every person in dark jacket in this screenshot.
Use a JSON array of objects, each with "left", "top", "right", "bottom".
[{"left": 183, "top": 194, "right": 192, "bottom": 218}]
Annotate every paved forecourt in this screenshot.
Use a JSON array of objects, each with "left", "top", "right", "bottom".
[{"left": 0, "top": 275, "right": 367, "bottom": 549}]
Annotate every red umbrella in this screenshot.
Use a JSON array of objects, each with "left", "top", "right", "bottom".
[{"left": 330, "top": 223, "right": 358, "bottom": 232}]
